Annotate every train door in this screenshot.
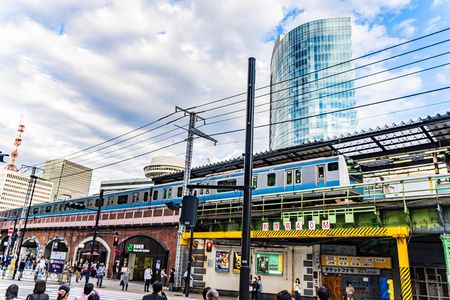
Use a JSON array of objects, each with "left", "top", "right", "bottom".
[
  {"left": 285, "top": 170, "right": 294, "bottom": 192},
  {"left": 316, "top": 165, "right": 326, "bottom": 188}
]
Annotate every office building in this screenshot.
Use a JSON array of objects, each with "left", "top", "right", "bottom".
[
  {"left": 0, "top": 169, "right": 53, "bottom": 211},
  {"left": 42, "top": 159, "right": 92, "bottom": 201},
  {"left": 270, "top": 17, "right": 357, "bottom": 149}
]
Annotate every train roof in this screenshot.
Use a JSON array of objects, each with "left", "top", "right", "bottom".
[{"left": 154, "top": 111, "right": 450, "bottom": 184}]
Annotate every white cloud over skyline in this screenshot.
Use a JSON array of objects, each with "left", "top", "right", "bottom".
[{"left": 0, "top": 0, "right": 448, "bottom": 194}]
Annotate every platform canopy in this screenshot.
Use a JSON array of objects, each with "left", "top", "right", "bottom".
[{"left": 154, "top": 112, "right": 450, "bottom": 184}]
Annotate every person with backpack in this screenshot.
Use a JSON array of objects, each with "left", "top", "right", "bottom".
[
  {"left": 25, "top": 280, "right": 50, "bottom": 300},
  {"left": 142, "top": 281, "right": 167, "bottom": 300}
]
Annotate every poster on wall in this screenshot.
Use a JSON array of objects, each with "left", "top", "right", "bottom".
[
  {"left": 256, "top": 252, "right": 283, "bottom": 275},
  {"left": 233, "top": 252, "right": 241, "bottom": 273},
  {"left": 215, "top": 251, "right": 230, "bottom": 272}
]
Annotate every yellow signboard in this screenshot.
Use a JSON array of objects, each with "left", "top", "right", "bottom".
[{"left": 321, "top": 255, "right": 392, "bottom": 269}]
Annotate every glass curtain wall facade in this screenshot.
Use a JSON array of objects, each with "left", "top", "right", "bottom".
[{"left": 270, "top": 17, "right": 357, "bottom": 149}]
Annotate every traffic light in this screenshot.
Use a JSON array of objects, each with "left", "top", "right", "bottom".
[
  {"left": 113, "top": 236, "right": 120, "bottom": 247},
  {"left": 0, "top": 151, "right": 8, "bottom": 163},
  {"left": 206, "top": 240, "right": 213, "bottom": 252},
  {"left": 65, "top": 202, "right": 86, "bottom": 210}
]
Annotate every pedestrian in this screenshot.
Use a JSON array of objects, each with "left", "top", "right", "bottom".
[
  {"left": 183, "top": 269, "right": 193, "bottom": 295},
  {"left": 160, "top": 268, "right": 167, "bottom": 287},
  {"left": 202, "top": 287, "right": 211, "bottom": 300},
  {"left": 142, "top": 281, "right": 167, "bottom": 300},
  {"left": 251, "top": 277, "right": 258, "bottom": 300},
  {"left": 120, "top": 265, "right": 130, "bottom": 291},
  {"left": 316, "top": 287, "right": 329, "bottom": 300},
  {"left": 144, "top": 265, "right": 153, "bottom": 292},
  {"left": 17, "top": 258, "right": 26, "bottom": 281},
  {"left": 206, "top": 289, "right": 219, "bottom": 300},
  {"left": 345, "top": 283, "right": 355, "bottom": 300},
  {"left": 168, "top": 268, "right": 175, "bottom": 291},
  {"left": 75, "top": 283, "right": 100, "bottom": 300},
  {"left": 5, "top": 284, "right": 18, "bottom": 300},
  {"left": 25, "top": 280, "right": 50, "bottom": 300},
  {"left": 294, "top": 278, "right": 301, "bottom": 300},
  {"left": 277, "top": 290, "right": 292, "bottom": 300},
  {"left": 257, "top": 276, "right": 263, "bottom": 300},
  {"left": 96, "top": 263, "right": 105, "bottom": 288},
  {"left": 56, "top": 285, "right": 70, "bottom": 300},
  {"left": 81, "top": 261, "right": 88, "bottom": 281}
]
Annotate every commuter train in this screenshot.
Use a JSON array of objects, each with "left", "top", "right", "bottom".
[{"left": 0, "top": 155, "right": 354, "bottom": 219}]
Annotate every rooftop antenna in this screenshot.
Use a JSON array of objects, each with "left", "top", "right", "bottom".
[{"left": 5, "top": 116, "right": 25, "bottom": 171}]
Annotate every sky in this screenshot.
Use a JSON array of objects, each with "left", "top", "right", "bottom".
[{"left": 0, "top": 0, "right": 449, "bottom": 195}]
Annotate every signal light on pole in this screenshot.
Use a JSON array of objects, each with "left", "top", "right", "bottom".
[
  {"left": 206, "top": 240, "right": 213, "bottom": 252},
  {"left": 113, "top": 236, "right": 120, "bottom": 247}
]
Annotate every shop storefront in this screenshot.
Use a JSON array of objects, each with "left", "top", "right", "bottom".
[{"left": 115, "top": 235, "right": 168, "bottom": 281}]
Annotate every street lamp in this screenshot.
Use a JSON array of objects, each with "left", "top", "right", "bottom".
[{"left": 66, "top": 190, "right": 104, "bottom": 284}]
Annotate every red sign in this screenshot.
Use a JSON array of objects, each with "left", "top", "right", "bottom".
[{"left": 7, "top": 227, "right": 13, "bottom": 236}]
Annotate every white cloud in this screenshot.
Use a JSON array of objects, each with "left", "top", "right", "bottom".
[{"left": 394, "top": 18, "right": 417, "bottom": 37}]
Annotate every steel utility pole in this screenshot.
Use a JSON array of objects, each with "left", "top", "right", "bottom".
[
  {"left": 239, "top": 57, "right": 256, "bottom": 300},
  {"left": 86, "top": 190, "right": 104, "bottom": 284},
  {"left": 173, "top": 106, "right": 217, "bottom": 290},
  {"left": 14, "top": 166, "right": 39, "bottom": 258}
]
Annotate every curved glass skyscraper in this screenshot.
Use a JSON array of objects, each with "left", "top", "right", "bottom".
[{"left": 270, "top": 17, "right": 357, "bottom": 149}]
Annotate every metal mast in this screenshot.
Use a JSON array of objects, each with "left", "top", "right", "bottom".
[
  {"left": 5, "top": 118, "right": 25, "bottom": 171},
  {"left": 173, "top": 106, "right": 217, "bottom": 288}
]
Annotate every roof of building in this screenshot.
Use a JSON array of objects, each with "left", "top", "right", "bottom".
[{"left": 153, "top": 112, "right": 450, "bottom": 184}]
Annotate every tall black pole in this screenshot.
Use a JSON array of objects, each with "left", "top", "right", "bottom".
[
  {"left": 5, "top": 216, "right": 19, "bottom": 257},
  {"left": 185, "top": 225, "right": 195, "bottom": 297},
  {"left": 86, "top": 190, "right": 103, "bottom": 284},
  {"left": 15, "top": 167, "right": 38, "bottom": 258},
  {"left": 239, "top": 57, "right": 255, "bottom": 300}
]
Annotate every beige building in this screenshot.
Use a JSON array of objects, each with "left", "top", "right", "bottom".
[
  {"left": 0, "top": 169, "right": 53, "bottom": 211},
  {"left": 143, "top": 156, "right": 184, "bottom": 179},
  {"left": 42, "top": 159, "right": 92, "bottom": 201}
]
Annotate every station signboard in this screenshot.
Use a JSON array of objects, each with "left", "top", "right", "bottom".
[{"left": 321, "top": 255, "right": 392, "bottom": 269}]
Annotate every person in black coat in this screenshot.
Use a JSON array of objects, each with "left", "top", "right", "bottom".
[{"left": 142, "top": 281, "right": 167, "bottom": 300}]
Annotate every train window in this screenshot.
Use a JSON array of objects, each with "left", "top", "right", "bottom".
[
  {"left": 295, "top": 169, "right": 302, "bottom": 184},
  {"left": 132, "top": 192, "right": 139, "bottom": 203},
  {"left": 177, "top": 187, "right": 183, "bottom": 197},
  {"left": 205, "top": 183, "right": 209, "bottom": 194},
  {"left": 45, "top": 206, "right": 51, "bottom": 213},
  {"left": 252, "top": 175, "right": 258, "bottom": 188},
  {"left": 168, "top": 189, "right": 172, "bottom": 199},
  {"left": 163, "top": 189, "right": 167, "bottom": 199},
  {"left": 153, "top": 190, "right": 159, "bottom": 201},
  {"left": 117, "top": 195, "right": 128, "bottom": 205},
  {"left": 318, "top": 166, "right": 325, "bottom": 178},
  {"left": 144, "top": 192, "right": 149, "bottom": 202},
  {"left": 267, "top": 173, "right": 276, "bottom": 186},
  {"left": 328, "top": 162, "right": 339, "bottom": 171},
  {"left": 33, "top": 208, "right": 38, "bottom": 214},
  {"left": 286, "top": 170, "right": 292, "bottom": 184},
  {"left": 218, "top": 179, "right": 237, "bottom": 193}
]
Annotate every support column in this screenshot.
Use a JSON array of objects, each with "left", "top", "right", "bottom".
[
  {"left": 440, "top": 234, "right": 450, "bottom": 283},
  {"left": 396, "top": 237, "right": 412, "bottom": 300}
]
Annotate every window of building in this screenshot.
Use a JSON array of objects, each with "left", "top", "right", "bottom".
[
  {"left": 217, "top": 179, "right": 237, "bottom": 193},
  {"left": 267, "top": 173, "right": 276, "bottom": 187}
]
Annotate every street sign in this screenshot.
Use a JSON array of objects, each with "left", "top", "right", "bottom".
[
  {"left": 284, "top": 221, "right": 291, "bottom": 230},
  {"left": 308, "top": 220, "right": 316, "bottom": 230},
  {"left": 322, "top": 220, "right": 330, "bottom": 230},
  {"left": 7, "top": 227, "right": 13, "bottom": 236},
  {"left": 295, "top": 221, "right": 303, "bottom": 230},
  {"left": 273, "top": 222, "right": 280, "bottom": 231},
  {"left": 262, "top": 222, "right": 269, "bottom": 231}
]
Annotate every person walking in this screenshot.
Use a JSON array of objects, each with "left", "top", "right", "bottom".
[
  {"left": 345, "top": 282, "right": 355, "bottom": 300},
  {"left": 25, "top": 280, "right": 50, "bottom": 300},
  {"left": 5, "top": 284, "right": 18, "bottom": 300},
  {"left": 168, "top": 268, "right": 175, "bottom": 291},
  {"left": 144, "top": 266, "right": 153, "bottom": 292},
  {"left": 56, "top": 285, "right": 70, "bottom": 300},
  {"left": 142, "top": 281, "right": 167, "bottom": 300},
  {"left": 75, "top": 283, "right": 100, "bottom": 300},
  {"left": 96, "top": 263, "right": 105, "bottom": 288},
  {"left": 294, "top": 278, "right": 301, "bottom": 300},
  {"left": 183, "top": 269, "right": 193, "bottom": 295},
  {"left": 160, "top": 268, "right": 167, "bottom": 287},
  {"left": 257, "top": 276, "right": 263, "bottom": 300},
  {"left": 251, "top": 277, "right": 258, "bottom": 300},
  {"left": 17, "top": 258, "right": 26, "bottom": 281},
  {"left": 120, "top": 266, "right": 130, "bottom": 291}
]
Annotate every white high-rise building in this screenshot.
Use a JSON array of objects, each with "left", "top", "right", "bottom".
[
  {"left": 42, "top": 159, "right": 92, "bottom": 201},
  {"left": 0, "top": 169, "right": 53, "bottom": 211}
]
